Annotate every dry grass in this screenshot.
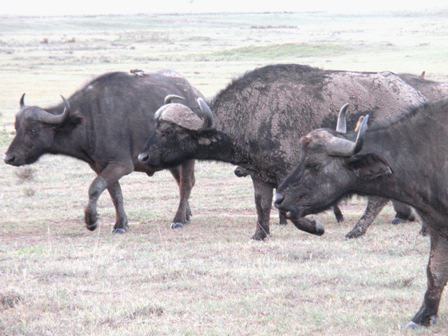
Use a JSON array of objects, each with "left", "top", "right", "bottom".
[
  {"left": 1, "top": 11, "right": 448, "bottom": 336},
  {"left": 14, "top": 167, "right": 35, "bottom": 184}
]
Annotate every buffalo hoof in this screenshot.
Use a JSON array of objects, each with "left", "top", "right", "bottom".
[
  {"left": 391, "top": 217, "right": 406, "bottom": 225},
  {"left": 113, "top": 227, "right": 127, "bottom": 234},
  {"left": 336, "top": 215, "right": 344, "bottom": 223},
  {"left": 251, "top": 230, "right": 268, "bottom": 241},
  {"left": 405, "top": 316, "right": 437, "bottom": 329},
  {"left": 278, "top": 220, "right": 287, "bottom": 226},
  {"left": 404, "top": 321, "right": 421, "bottom": 330},
  {"left": 86, "top": 223, "right": 97, "bottom": 231},
  {"left": 345, "top": 227, "right": 366, "bottom": 239},
  {"left": 392, "top": 213, "right": 415, "bottom": 225},
  {"left": 171, "top": 222, "right": 184, "bottom": 229},
  {"left": 84, "top": 208, "right": 98, "bottom": 231}
]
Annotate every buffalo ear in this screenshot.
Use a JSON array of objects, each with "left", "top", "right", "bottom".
[
  {"left": 346, "top": 153, "right": 392, "bottom": 180},
  {"left": 68, "top": 109, "right": 83, "bottom": 125}
]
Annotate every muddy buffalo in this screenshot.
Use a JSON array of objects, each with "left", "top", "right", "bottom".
[
  {"left": 275, "top": 98, "right": 448, "bottom": 327},
  {"left": 4, "top": 70, "right": 204, "bottom": 232},
  {"left": 232, "top": 73, "right": 448, "bottom": 239},
  {"left": 137, "top": 64, "right": 426, "bottom": 240}
]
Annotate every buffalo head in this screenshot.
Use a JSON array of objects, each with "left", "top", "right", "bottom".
[
  {"left": 4, "top": 94, "right": 75, "bottom": 166},
  {"left": 274, "top": 105, "right": 393, "bottom": 233},
  {"left": 138, "top": 96, "right": 214, "bottom": 168}
]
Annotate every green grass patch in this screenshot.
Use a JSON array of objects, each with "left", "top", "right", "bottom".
[{"left": 205, "top": 43, "right": 350, "bottom": 61}]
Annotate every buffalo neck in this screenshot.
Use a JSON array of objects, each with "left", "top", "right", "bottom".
[
  {"left": 194, "top": 130, "right": 246, "bottom": 165},
  {"left": 351, "top": 99, "right": 448, "bottom": 214}
]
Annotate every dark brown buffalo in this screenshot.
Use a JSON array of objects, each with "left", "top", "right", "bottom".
[
  {"left": 137, "top": 64, "right": 426, "bottom": 240},
  {"left": 275, "top": 99, "right": 448, "bottom": 327},
  {"left": 4, "top": 70, "right": 203, "bottom": 232}
]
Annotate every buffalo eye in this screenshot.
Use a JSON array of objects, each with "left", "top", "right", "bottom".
[{"left": 30, "top": 128, "right": 39, "bottom": 137}]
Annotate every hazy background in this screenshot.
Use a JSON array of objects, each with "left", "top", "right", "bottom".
[{"left": 1, "top": 0, "right": 447, "bottom": 16}]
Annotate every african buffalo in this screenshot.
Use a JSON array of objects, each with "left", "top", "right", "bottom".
[
  {"left": 137, "top": 64, "right": 426, "bottom": 240},
  {"left": 232, "top": 73, "right": 448, "bottom": 239},
  {"left": 4, "top": 70, "right": 204, "bottom": 232},
  {"left": 275, "top": 99, "right": 448, "bottom": 327}
]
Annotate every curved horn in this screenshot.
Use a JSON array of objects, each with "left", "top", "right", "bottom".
[
  {"left": 353, "top": 114, "right": 369, "bottom": 154},
  {"left": 20, "top": 93, "right": 26, "bottom": 109},
  {"left": 336, "top": 103, "right": 349, "bottom": 134},
  {"left": 156, "top": 103, "right": 204, "bottom": 130},
  {"left": 196, "top": 98, "right": 214, "bottom": 128},
  {"left": 164, "top": 94, "right": 185, "bottom": 105},
  {"left": 326, "top": 137, "right": 357, "bottom": 156},
  {"left": 31, "top": 96, "right": 69, "bottom": 125},
  {"left": 61, "top": 95, "right": 71, "bottom": 112},
  {"left": 354, "top": 115, "right": 365, "bottom": 132},
  {"left": 326, "top": 114, "right": 369, "bottom": 156}
]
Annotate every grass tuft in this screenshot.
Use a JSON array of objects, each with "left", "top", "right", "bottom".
[{"left": 0, "top": 292, "right": 23, "bottom": 310}]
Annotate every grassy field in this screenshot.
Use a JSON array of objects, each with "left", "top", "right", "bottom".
[{"left": 1, "top": 11, "right": 448, "bottom": 335}]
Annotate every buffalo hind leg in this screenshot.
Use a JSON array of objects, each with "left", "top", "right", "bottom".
[
  {"left": 169, "top": 160, "right": 195, "bottom": 229},
  {"left": 407, "top": 230, "right": 448, "bottom": 328},
  {"left": 252, "top": 178, "right": 273, "bottom": 241},
  {"left": 85, "top": 163, "right": 133, "bottom": 232},
  {"left": 108, "top": 181, "right": 128, "bottom": 234},
  {"left": 391, "top": 201, "right": 415, "bottom": 224},
  {"left": 346, "top": 196, "right": 388, "bottom": 239},
  {"left": 333, "top": 205, "right": 344, "bottom": 223}
]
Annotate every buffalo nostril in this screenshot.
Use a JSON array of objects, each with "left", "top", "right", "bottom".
[
  {"left": 138, "top": 152, "right": 149, "bottom": 162},
  {"left": 274, "top": 192, "right": 284, "bottom": 206},
  {"left": 3, "top": 153, "right": 15, "bottom": 164}
]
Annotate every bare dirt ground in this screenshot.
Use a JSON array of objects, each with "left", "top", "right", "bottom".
[{"left": 1, "top": 11, "right": 448, "bottom": 335}]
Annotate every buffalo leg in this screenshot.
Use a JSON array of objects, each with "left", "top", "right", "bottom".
[
  {"left": 278, "top": 210, "right": 287, "bottom": 225},
  {"left": 345, "top": 196, "right": 388, "bottom": 239},
  {"left": 169, "top": 160, "right": 195, "bottom": 229},
  {"left": 391, "top": 201, "right": 415, "bottom": 224},
  {"left": 108, "top": 181, "right": 128, "bottom": 234},
  {"left": 251, "top": 178, "right": 273, "bottom": 240},
  {"left": 275, "top": 187, "right": 287, "bottom": 225},
  {"left": 84, "top": 163, "right": 133, "bottom": 232},
  {"left": 407, "top": 230, "right": 448, "bottom": 328},
  {"left": 333, "top": 205, "right": 344, "bottom": 223}
]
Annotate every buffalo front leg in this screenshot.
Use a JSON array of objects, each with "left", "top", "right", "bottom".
[
  {"left": 391, "top": 201, "right": 415, "bottom": 224},
  {"left": 345, "top": 196, "right": 388, "bottom": 239},
  {"left": 251, "top": 178, "right": 273, "bottom": 241},
  {"left": 108, "top": 181, "right": 129, "bottom": 234},
  {"left": 275, "top": 188, "right": 287, "bottom": 225},
  {"left": 278, "top": 210, "right": 287, "bottom": 225},
  {"left": 84, "top": 163, "right": 133, "bottom": 232},
  {"left": 333, "top": 205, "right": 344, "bottom": 223},
  {"left": 169, "top": 160, "right": 195, "bottom": 229},
  {"left": 407, "top": 230, "right": 448, "bottom": 328}
]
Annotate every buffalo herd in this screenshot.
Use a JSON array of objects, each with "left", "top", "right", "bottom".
[{"left": 4, "top": 64, "right": 448, "bottom": 328}]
